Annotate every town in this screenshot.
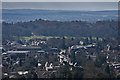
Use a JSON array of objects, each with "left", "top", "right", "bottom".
[{"left": 1, "top": 36, "right": 120, "bottom": 78}]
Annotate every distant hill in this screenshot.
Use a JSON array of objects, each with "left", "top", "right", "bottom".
[
  {"left": 2, "top": 19, "right": 118, "bottom": 41},
  {"left": 2, "top": 9, "right": 118, "bottom": 23}
]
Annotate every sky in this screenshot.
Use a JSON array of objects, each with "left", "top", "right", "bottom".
[
  {"left": 2, "top": 2, "right": 118, "bottom": 11},
  {"left": 1, "top": 0, "right": 120, "bottom": 2}
]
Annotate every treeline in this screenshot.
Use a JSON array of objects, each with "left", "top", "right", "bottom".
[{"left": 2, "top": 19, "right": 118, "bottom": 41}]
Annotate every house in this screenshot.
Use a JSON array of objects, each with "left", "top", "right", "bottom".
[
  {"left": 6, "top": 51, "right": 30, "bottom": 54},
  {"left": 16, "top": 46, "right": 42, "bottom": 52},
  {"left": 18, "top": 71, "right": 28, "bottom": 75},
  {"left": 9, "top": 72, "right": 19, "bottom": 78},
  {"left": 86, "top": 55, "right": 96, "bottom": 61},
  {"left": 38, "top": 63, "right": 42, "bottom": 67},
  {"left": 70, "top": 44, "right": 96, "bottom": 50},
  {"left": 44, "top": 62, "right": 53, "bottom": 71},
  {"left": 37, "top": 50, "right": 45, "bottom": 54},
  {"left": 5, "top": 51, "right": 29, "bottom": 60}
]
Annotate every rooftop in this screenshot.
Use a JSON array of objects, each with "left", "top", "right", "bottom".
[{"left": 6, "top": 51, "right": 30, "bottom": 54}]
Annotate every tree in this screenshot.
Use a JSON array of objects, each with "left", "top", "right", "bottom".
[
  {"left": 105, "top": 65, "right": 110, "bottom": 74},
  {"left": 72, "top": 67, "right": 84, "bottom": 78},
  {"left": 58, "top": 65, "right": 72, "bottom": 78},
  {"left": 19, "top": 59, "right": 22, "bottom": 67},
  {"left": 94, "top": 54, "right": 106, "bottom": 67},
  {"left": 27, "top": 70, "right": 38, "bottom": 78},
  {"left": 60, "top": 36, "right": 66, "bottom": 49},
  {"left": 50, "top": 72, "right": 56, "bottom": 78}
]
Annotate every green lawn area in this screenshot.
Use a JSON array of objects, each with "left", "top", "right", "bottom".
[
  {"left": 22, "top": 35, "right": 105, "bottom": 41},
  {"left": 23, "top": 35, "right": 75, "bottom": 41}
]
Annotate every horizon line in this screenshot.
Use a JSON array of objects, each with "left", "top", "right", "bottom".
[{"left": 1, "top": 8, "right": 118, "bottom": 11}]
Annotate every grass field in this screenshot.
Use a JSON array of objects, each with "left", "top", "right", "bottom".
[
  {"left": 22, "top": 35, "right": 106, "bottom": 41},
  {"left": 23, "top": 35, "right": 75, "bottom": 41}
]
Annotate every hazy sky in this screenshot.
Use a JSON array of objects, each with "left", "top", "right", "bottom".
[
  {"left": 2, "top": 2, "right": 118, "bottom": 11},
  {"left": 1, "top": 0, "right": 119, "bottom": 2}
]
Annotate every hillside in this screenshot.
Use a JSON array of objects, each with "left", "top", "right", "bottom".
[{"left": 2, "top": 19, "right": 118, "bottom": 41}]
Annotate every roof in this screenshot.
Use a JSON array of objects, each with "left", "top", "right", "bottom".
[
  {"left": 17, "top": 46, "right": 41, "bottom": 49},
  {"left": 71, "top": 44, "right": 95, "bottom": 49},
  {"left": 37, "top": 50, "right": 45, "bottom": 53},
  {"left": 16, "top": 46, "right": 42, "bottom": 50},
  {"left": 6, "top": 51, "right": 29, "bottom": 54},
  {"left": 0, "top": 47, "right": 2, "bottom": 49}
]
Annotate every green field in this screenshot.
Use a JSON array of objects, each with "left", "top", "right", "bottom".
[
  {"left": 21, "top": 35, "right": 109, "bottom": 42},
  {"left": 23, "top": 35, "right": 75, "bottom": 41}
]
